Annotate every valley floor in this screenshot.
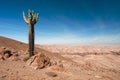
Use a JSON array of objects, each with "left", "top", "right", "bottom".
[{"left": 0, "top": 45, "right": 120, "bottom": 80}]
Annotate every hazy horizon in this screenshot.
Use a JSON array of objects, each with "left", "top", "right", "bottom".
[{"left": 0, "top": 0, "right": 120, "bottom": 45}]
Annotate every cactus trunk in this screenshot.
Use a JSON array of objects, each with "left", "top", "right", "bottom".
[
  {"left": 22, "top": 9, "right": 39, "bottom": 59},
  {"left": 29, "top": 24, "right": 34, "bottom": 57}
]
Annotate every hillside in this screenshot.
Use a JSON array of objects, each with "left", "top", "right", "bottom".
[
  {"left": 0, "top": 36, "right": 27, "bottom": 50},
  {"left": 0, "top": 36, "right": 120, "bottom": 80},
  {"left": 0, "top": 36, "right": 70, "bottom": 61}
]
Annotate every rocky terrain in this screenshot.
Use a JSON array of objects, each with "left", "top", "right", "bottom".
[{"left": 0, "top": 36, "right": 120, "bottom": 80}]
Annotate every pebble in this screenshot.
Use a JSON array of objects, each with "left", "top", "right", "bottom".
[
  {"left": 6, "top": 68, "right": 9, "bottom": 71},
  {"left": 45, "top": 72, "right": 57, "bottom": 77},
  {"left": 95, "top": 75, "right": 102, "bottom": 78},
  {"left": 1, "top": 74, "right": 7, "bottom": 78}
]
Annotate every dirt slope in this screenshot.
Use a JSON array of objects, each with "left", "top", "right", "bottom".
[
  {"left": 0, "top": 36, "right": 120, "bottom": 80},
  {"left": 0, "top": 36, "right": 70, "bottom": 61},
  {"left": 0, "top": 36, "right": 27, "bottom": 50}
]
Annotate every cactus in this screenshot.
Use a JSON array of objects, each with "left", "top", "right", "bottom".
[{"left": 23, "top": 9, "right": 39, "bottom": 57}]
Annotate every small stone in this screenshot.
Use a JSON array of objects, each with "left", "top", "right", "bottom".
[
  {"left": 12, "top": 56, "right": 20, "bottom": 61},
  {"left": 16, "top": 71, "right": 19, "bottom": 74},
  {"left": 95, "top": 75, "right": 102, "bottom": 78},
  {"left": 23, "top": 56, "right": 30, "bottom": 61},
  {"left": 58, "top": 64, "right": 64, "bottom": 68},
  {"left": 4, "top": 53, "right": 10, "bottom": 59},
  {"left": 1, "top": 74, "right": 7, "bottom": 78},
  {"left": 0, "top": 50, "right": 3, "bottom": 55},
  {"left": 45, "top": 72, "right": 57, "bottom": 77},
  {"left": 51, "top": 64, "right": 65, "bottom": 72},
  {"left": 6, "top": 68, "right": 9, "bottom": 71},
  {"left": 22, "top": 66, "right": 25, "bottom": 68},
  {"left": 0, "top": 55, "right": 2, "bottom": 59},
  {"left": 10, "top": 73, "right": 13, "bottom": 75},
  {"left": 14, "top": 54, "right": 19, "bottom": 57},
  {"left": 3, "top": 50, "right": 12, "bottom": 59},
  {"left": 0, "top": 56, "right": 5, "bottom": 61}
]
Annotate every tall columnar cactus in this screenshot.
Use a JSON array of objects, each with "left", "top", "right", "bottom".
[{"left": 23, "top": 9, "right": 39, "bottom": 57}]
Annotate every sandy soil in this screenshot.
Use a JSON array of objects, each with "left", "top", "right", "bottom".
[{"left": 0, "top": 36, "right": 120, "bottom": 80}]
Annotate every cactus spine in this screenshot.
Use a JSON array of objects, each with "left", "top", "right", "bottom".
[{"left": 23, "top": 9, "right": 39, "bottom": 57}]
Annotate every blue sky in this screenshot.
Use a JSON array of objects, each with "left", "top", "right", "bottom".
[{"left": 0, "top": 0, "right": 120, "bottom": 45}]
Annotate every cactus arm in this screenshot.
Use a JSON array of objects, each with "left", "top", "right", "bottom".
[
  {"left": 23, "top": 10, "right": 39, "bottom": 25},
  {"left": 36, "top": 13, "right": 39, "bottom": 22},
  {"left": 23, "top": 11, "right": 29, "bottom": 24},
  {"left": 28, "top": 9, "right": 31, "bottom": 18},
  {"left": 32, "top": 10, "right": 34, "bottom": 16},
  {"left": 32, "top": 13, "right": 39, "bottom": 24}
]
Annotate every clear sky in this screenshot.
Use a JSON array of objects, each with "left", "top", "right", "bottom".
[{"left": 0, "top": 0, "right": 120, "bottom": 45}]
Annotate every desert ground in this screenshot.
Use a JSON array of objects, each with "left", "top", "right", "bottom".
[{"left": 0, "top": 36, "right": 120, "bottom": 80}]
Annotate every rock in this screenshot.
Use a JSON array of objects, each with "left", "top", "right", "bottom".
[
  {"left": 22, "top": 66, "right": 25, "bottom": 68},
  {"left": 0, "top": 54, "right": 2, "bottom": 59},
  {"left": 1, "top": 74, "right": 7, "bottom": 78},
  {"left": 11, "top": 56, "right": 20, "bottom": 61},
  {"left": 0, "top": 50, "right": 3, "bottom": 55},
  {"left": 13, "top": 53, "right": 19, "bottom": 57},
  {"left": 0, "top": 47, "right": 21, "bottom": 61},
  {"left": 4, "top": 53, "right": 10, "bottom": 59},
  {"left": 24, "top": 49, "right": 29, "bottom": 54},
  {"left": 26, "top": 53, "right": 51, "bottom": 69},
  {"left": 16, "top": 71, "right": 19, "bottom": 74},
  {"left": 58, "top": 64, "right": 64, "bottom": 68},
  {"left": 10, "top": 53, "right": 20, "bottom": 61},
  {"left": 12, "top": 49, "right": 18, "bottom": 54},
  {"left": 23, "top": 56, "right": 30, "bottom": 61},
  {"left": 0, "top": 47, "right": 5, "bottom": 55},
  {"left": 50, "top": 63, "right": 65, "bottom": 72},
  {"left": 6, "top": 68, "right": 9, "bottom": 71},
  {"left": 10, "top": 73, "right": 13, "bottom": 75},
  {"left": 95, "top": 75, "right": 102, "bottom": 78},
  {"left": 50, "top": 60, "right": 57, "bottom": 66},
  {"left": 3, "top": 50, "right": 12, "bottom": 59},
  {"left": 45, "top": 72, "right": 57, "bottom": 77},
  {"left": 3, "top": 50, "right": 12, "bottom": 55},
  {"left": 0, "top": 55, "right": 5, "bottom": 61}
]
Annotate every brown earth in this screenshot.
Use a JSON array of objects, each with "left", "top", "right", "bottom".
[{"left": 0, "top": 36, "right": 120, "bottom": 80}]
